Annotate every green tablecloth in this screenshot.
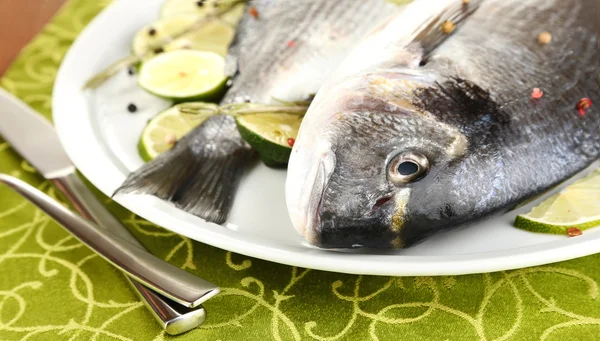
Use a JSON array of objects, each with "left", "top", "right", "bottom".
[{"left": 1, "top": 1, "right": 600, "bottom": 340}]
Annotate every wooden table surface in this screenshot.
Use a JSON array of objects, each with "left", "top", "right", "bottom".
[{"left": 0, "top": 0, "right": 66, "bottom": 75}]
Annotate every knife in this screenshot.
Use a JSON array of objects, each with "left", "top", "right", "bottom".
[{"left": 0, "top": 88, "right": 218, "bottom": 335}]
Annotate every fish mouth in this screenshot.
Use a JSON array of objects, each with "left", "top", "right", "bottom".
[
  {"left": 302, "top": 153, "right": 336, "bottom": 245},
  {"left": 286, "top": 144, "right": 337, "bottom": 245},
  {"left": 314, "top": 192, "right": 402, "bottom": 249},
  {"left": 314, "top": 212, "right": 399, "bottom": 249},
  {"left": 308, "top": 188, "right": 403, "bottom": 249},
  {"left": 287, "top": 145, "right": 412, "bottom": 249},
  {"left": 290, "top": 151, "right": 405, "bottom": 249}
]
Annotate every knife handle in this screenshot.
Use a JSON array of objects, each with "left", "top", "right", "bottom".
[
  {"left": 51, "top": 173, "right": 147, "bottom": 248},
  {"left": 0, "top": 174, "right": 219, "bottom": 308},
  {"left": 51, "top": 173, "right": 208, "bottom": 335}
]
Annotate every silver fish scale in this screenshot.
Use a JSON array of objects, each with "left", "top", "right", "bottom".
[
  {"left": 117, "top": 0, "right": 408, "bottom": 225},
  {"left": 223, "top": 0, "right": 403, "bottom": 104},
  {"left": 289, "top": 0, "right": 599, "bottom": 248},
  {"left": 423, "top": 0, "right": 599, "bottom": 199},
  {"left": 430, "top": 0, "right": 597, "bottom": 105},
  {"left": 393, "top": 0, "right": 600, "bottom": 240}
]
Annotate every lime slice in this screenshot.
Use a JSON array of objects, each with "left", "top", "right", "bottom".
[
  {"left": 138, "top": 104, "right": 207, "bottom": 161},
  {"left": 132, "top": 14, "right": 197, "bottom": 56},
  {"left": 515, "top": 169, "right": 600, "bottom": 234},
  {"left": 161, "top": 0, "right": 245, "bottom": 25},
  {"left": 131, "top": 14, "right": 236, "bottom": 58},
  {"left": 235, "top": 113, "right": 303, "bottom": 167},
  {"left": 138, "top": 50, "right": 228, "bottom": 102},
  {"left": 386, "top": 0, "right": 414, "bottom": 4},
  {"left": 164, "top": 20, "right": 236, "bottom": 56}
]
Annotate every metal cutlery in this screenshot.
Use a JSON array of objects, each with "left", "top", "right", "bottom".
[{"left": 0, "top": 88, "right": 218, "bottom": 334}]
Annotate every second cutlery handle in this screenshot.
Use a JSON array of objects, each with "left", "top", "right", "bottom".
[
  {"left": 51, "top": 173, "right": 207, "bottom": 335},
  {"left": 0, "top": 174, "right": 219, "bottom": 308},
  {"left": 51, "top": 173, "right": 144, "bottom": 245}
]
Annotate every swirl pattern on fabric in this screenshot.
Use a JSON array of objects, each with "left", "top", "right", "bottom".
[{"left": 1, "top": 1, "right": 600, "bottom": 340}]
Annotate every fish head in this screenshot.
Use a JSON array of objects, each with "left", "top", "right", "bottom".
[{"left": 287, "top": 74, "right": 478, "bottom": 249}]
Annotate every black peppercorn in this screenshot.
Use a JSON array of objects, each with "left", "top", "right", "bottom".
[{"left": 127, "top": 103, "right": 138, "bottom": 113}]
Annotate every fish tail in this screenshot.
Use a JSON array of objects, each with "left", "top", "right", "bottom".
[{"left": 114, "top": 116, "right": 255, "bottom": 224}]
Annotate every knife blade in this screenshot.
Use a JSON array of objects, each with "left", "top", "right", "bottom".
[
  {"left": 0, "top": 88, "right": 217, "bottom": 334},
  {"left": 0, "top": 90, "right": 73, "bottom": 179}
]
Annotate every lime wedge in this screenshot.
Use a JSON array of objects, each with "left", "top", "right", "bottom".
[
  {"left": 515, "top": 169, "right": 600, "bottom": 234},
  {"left": 161, "top": 0, "right": 245, "bottom": 26},
  {"left": 138, "top": 104, "right": 207, "bottom": 161},
  {"left": 165, "top": 20, "right": 236, "bottom": 57},
  {"left": 131, "top": 14, "right": 236, "bottom": 58},
  {"left": 386, "top": 0, "right": 414, "bottom": 4},
  {"left": 235, "top": 113, "right": 303, "bottom": 167},
  {"left": 132, "top": 14, "right": 196, "bottom": 56},
  {"left": 138, "top": 50, "right": 228, "bottom": 102}
]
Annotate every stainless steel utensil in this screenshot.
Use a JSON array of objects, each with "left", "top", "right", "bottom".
[
  {"left": 51, "top": 173, "right": 210, "bottom": 335},
  {"left": 0, "top": 88, "right": 218, "bottom": 334}
]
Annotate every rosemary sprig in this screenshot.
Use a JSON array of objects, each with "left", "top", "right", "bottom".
[
  {"left": 177, "top": 102, "right": 220, "bottom": 120},
  {"left": 82, "top": 0, "right": 247, "bottom": 90},
  {"left": 83, "top": 55, "right": 141, "bottom": 89},
  {"left": 270, "top": 94, "right": 314, "bottom": 107},
  {"left": 177, "top": 102, "right": 310, "bottom": 119}
]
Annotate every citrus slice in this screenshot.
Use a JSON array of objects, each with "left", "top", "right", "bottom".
[
  {"left": 235, "top": 113, "right": 303, "bottom": 167},
  {"left": 138, "top": 104, "right": 208, "bottom": 161},
  {"left": 386, "top": 0, "right": 415, "bottom": 4},
  {"left": 132, "top": 14, "right": 197, "bottom": 56},
  {"left": 138, "top": 49, "right": 228, "bottom": 102},
  {"left": 164, "top": 19, "right": 236, "bottom": 57},
  {"left": 160, "top": 0, "right": 245, "bottom": 26},
  {"left": 514, "top": 169, "right": 600, "bottom": 234},
  {"left": 131, "top": 14, "right": 236, "bottom": 58}
]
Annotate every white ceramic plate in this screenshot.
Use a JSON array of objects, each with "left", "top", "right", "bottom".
[{"left": 53, "top": 0, "right": 600, "bottom": 276}]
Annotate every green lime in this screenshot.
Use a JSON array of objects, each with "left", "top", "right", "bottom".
[
  {"left": 138, "top": 104, "right": 208, "bottom": 161},
  {"left": 235, "top": 113, "right": 303, "bottom": 167},
  {"left": 131, "top": 14, "right": 236, "bottom": 58},
  {"left": 386, "top": 0, "right": 414, "bottom": 4},
  {"left": 138, "top": 49, "right": 228, "bottom": 102},
  {"left": 133, "top": 14, "right": 196, "bottom": 56},
  {"left": 514, "top": 169, "right": 600, "bottom": 234}
]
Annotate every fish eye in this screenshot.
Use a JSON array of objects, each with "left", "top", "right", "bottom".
[{"left": 388, "top": 152, "right": 429, "bottom": 184}]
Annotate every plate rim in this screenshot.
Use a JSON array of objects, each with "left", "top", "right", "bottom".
[{"left": 52, "top": 0, "right": 600, "bottom": 276}]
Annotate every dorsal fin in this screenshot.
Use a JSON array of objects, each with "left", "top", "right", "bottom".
[
  {"left": 332, "top": 0, "right": 484, "bottom": 78},
  {"left": 411, "top": 0, "right": 483, "bottom": 58}
]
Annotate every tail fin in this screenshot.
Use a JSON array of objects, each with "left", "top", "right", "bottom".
[{"left": 114, "top": 115, "right": 255, "bottom": 224}]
